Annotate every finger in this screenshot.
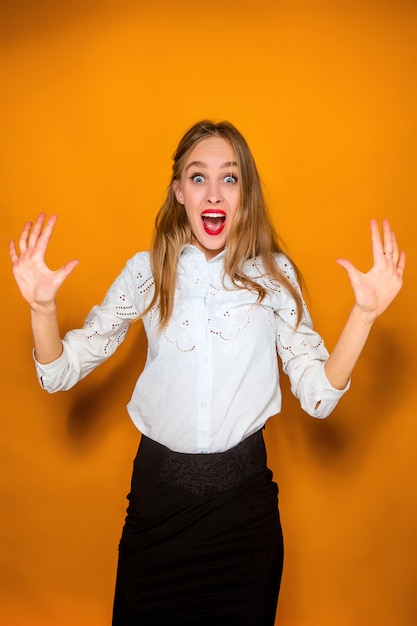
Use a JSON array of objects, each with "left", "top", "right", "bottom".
[
  {"left": 28, "top": 213, "right": 48, "bottom": 249},
  {"left": 36, "top": 213, "right": 58, "bottom": 250},
  {"left": 9, "top": 239, "right": 18, "bottom": 263},
  {"left": 396, "top": 250, "right": 406, "bottom": 277},
  {"left": 381, "top": 219, "right": 394, "bottom": 257},
  {"left": 391, "top": 230, "right": 399, "bottom": 263},
  {"left": 335, "top": 257, "right": 358, "bottom": 283},
  {"left": 18, "top": 220, "right": 33, "bottom": 253},
  {"left": 59, "top": 258, "right": 80, "bottom": 280},
  {"left": 370, "top": 218, "right": 384, "bottom": 262},
  {"left": 336, "top": 258, "right": 353, "bottom": 271},
  {"left": 53, "top": 259, "right": 80, "bottom": 290}
]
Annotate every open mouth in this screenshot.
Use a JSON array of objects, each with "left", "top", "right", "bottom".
[{"left": 201, "top": 211, "right": 226, "bottom": 236}]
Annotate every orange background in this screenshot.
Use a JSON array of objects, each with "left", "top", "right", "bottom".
[{"left": 1, "top": 1, "right": 416, "bottom": 625}]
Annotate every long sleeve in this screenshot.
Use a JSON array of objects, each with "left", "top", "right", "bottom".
[
  {"left": 34, "top": 252, "right": 153, "bottom": 392},
  {"left": 273, "top": 255, "right": 349, "bottom": 418}
]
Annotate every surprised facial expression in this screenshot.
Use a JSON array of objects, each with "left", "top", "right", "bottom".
[{"left": 172, "top": 136, "right": 240, "bottom": 260}]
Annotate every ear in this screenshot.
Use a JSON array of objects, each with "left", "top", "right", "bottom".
[{"left": 172, "top": 180, "right": 184, "bottom": 205}]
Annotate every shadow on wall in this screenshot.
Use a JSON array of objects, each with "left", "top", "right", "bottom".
[
  {"left": 271, "top": 323, "right": 409, "bottom": 470},
  {"left": 65, "top": 322, "right": 147, "bottom": 451}
]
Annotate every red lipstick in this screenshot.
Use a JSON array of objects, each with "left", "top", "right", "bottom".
[{"left": 201, "top": 209, "right": 226, "bottom": 236}]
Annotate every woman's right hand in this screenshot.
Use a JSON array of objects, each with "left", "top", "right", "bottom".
[{"left": 9, "top": 213, "right": 79, "bottom": 310}]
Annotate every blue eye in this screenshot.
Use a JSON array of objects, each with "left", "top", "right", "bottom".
[
  {"left": 224, "top": 175, "right": 237, "bottom": 184},
  {"left": 191, "top": 174, "right": 205, "bottom": 183}
]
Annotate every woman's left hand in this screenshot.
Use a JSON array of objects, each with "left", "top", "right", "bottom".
[{"left": 336, "top": 219, "right": 406, "bottom": 320}]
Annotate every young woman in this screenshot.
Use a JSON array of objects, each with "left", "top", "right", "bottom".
[{"left": 9, "top": 120, "right": 405, "bottom": 626}]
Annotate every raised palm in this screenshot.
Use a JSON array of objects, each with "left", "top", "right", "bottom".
[
  {"left": 9, "top": 214, "right": 79, "bottom": 309},
  {"left": 336, "top": 219, "right": 406, "bottom": 319}
]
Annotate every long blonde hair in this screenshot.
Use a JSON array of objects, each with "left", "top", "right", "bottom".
[{"left": 146, "top": 120, "right": 303, "bottom": 328}]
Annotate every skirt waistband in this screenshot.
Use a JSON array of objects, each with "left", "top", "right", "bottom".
[{"left": 137, "top": 430, "right": 267, "bottom": 497}]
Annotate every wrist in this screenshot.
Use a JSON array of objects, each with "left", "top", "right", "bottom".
[
  {"left": 30, "top": 300, "right": 57, "bottom": 316},
  {"left": 350, "top": 304, "right": 377, "bottom": 326}
]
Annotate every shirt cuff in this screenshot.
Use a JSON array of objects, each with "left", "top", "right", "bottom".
[
  {"left": 301, "top": 363, "right": 351, "bottom": 419},
  {"left": 319, "top": 362, "right": 351, "bottom": 397},
  {"left": 32, "top": 346, "right": 68, "bottom": 389}
]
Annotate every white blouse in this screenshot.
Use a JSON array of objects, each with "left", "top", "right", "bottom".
[{"left": 35, "top": 246, "right": 349, "bottom": 453}]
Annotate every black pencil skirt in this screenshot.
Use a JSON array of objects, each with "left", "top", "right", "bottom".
[{"left": 112, "top": 430, "right": 283, "bottom": 626}]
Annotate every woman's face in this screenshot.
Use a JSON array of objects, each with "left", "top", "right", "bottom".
[{"left": 172, "top": 136, "right": 240, "bottom": 260}]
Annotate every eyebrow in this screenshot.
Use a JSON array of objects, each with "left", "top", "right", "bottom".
[{"left": 185, "top": 160, "right": 238, "bottom": 171}]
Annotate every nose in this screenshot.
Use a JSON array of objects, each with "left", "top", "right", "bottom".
[{"left": 206, "top": 180, "right": 223, "bottom": 204}]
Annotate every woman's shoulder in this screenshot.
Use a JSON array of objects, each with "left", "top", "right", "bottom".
[
  {"left": 273, "top": 252, "right": 299, "bottom": 284},
  {"left": 125, "top": 251, "right": 153, "bottom": 274},
  {"left": 245, "top": 252, "right": 296, "bottom": 278},
  {"left": 103, "top": 252, "right": 154, "bottom": 306}
]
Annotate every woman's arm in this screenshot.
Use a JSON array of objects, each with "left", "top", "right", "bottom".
[
  {"left": 324, "top": 219, "right": 406, "bottom": 389},
  {"left": 9, "top": 214, "right": 79, "bottom": 364}
]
